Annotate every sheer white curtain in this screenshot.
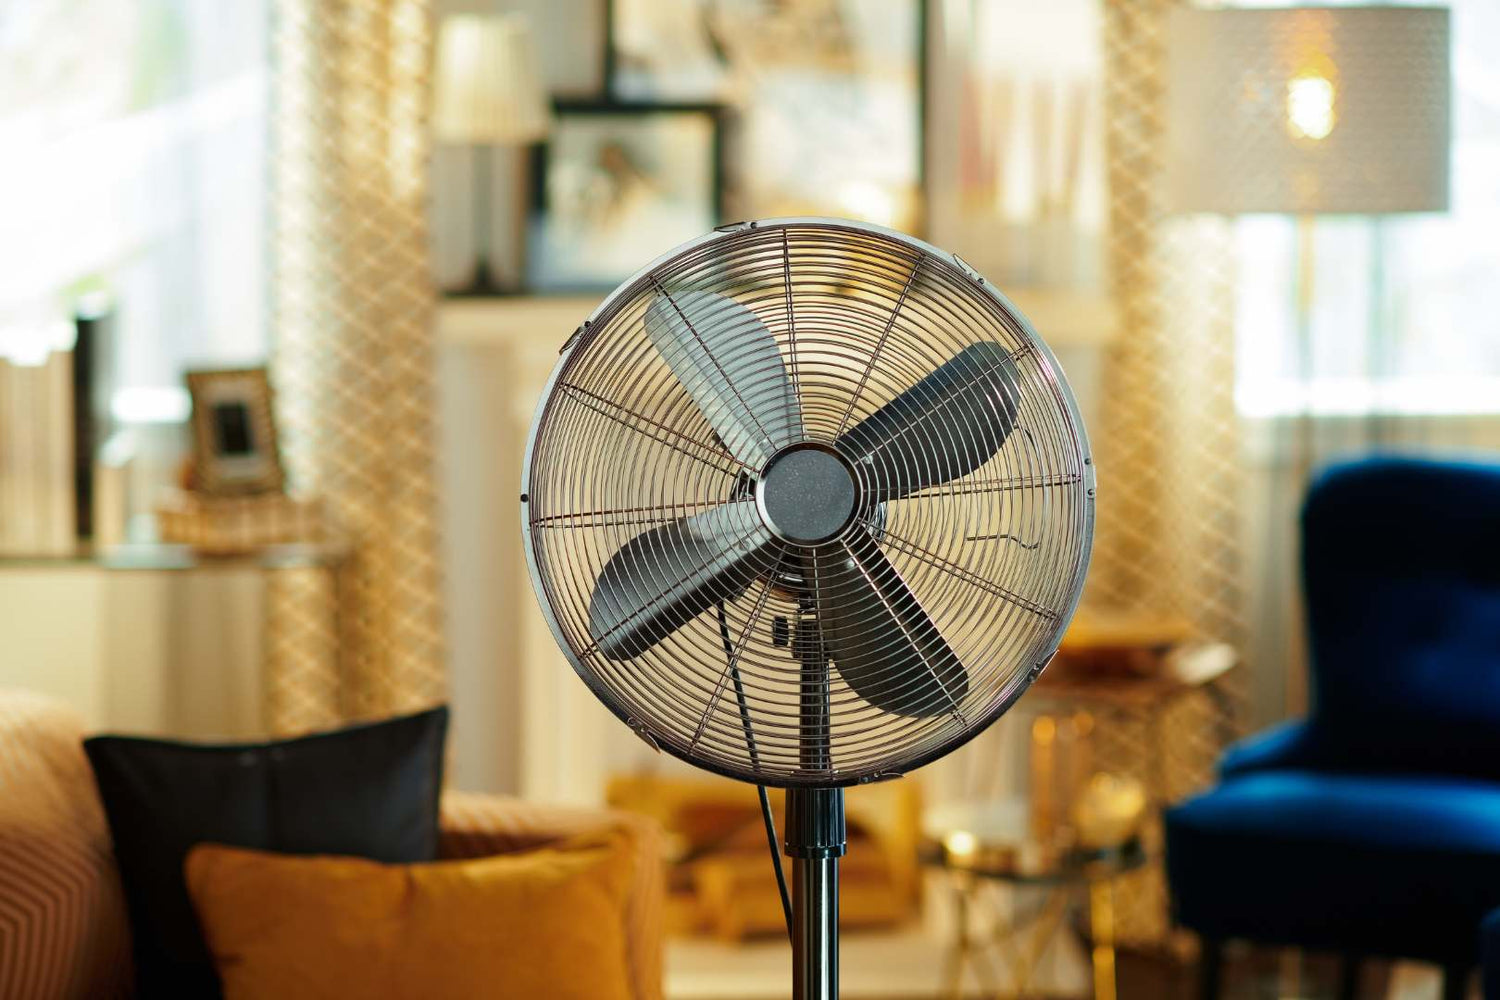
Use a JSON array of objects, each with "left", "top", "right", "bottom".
[{"left": 0, "top": 0, "right": 270, "bottom": 402}]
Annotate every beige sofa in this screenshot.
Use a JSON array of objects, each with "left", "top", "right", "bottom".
[{"left": 0, "top": 690, "right": 664, "bottom": 1000}]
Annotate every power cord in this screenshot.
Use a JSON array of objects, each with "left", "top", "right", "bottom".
[{"left": 716, "top": 601, "right": 794, "bottom": 940}]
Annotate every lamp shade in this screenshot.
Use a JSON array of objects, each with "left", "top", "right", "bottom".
[
  {"left": 1164, "top": 6, "right": 1450, "bottom": 215},
  {"left": 432, "top": 14, "right": 550, "bottom": 145}
]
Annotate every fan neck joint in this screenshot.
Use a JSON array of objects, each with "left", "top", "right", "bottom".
[{"left": 783, "top": 787, "right": 847, "bottom": 859}]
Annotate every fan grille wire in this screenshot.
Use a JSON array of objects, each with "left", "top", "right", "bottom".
[{"left": 523, "top": 220, "right": 1094, "bottom": 788}]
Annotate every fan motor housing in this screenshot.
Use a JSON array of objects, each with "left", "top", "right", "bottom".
[{"left": 755, "top": 443, "right": 860, "bottom": 545}]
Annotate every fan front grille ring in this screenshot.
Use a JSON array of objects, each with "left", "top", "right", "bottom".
[{"left": 523, "top": 218, "right": 1094, "bottom": 788}]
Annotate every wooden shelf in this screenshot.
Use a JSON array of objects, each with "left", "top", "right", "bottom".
[{"left": 0, "top": 542, "right": 348, "bottom": 573}]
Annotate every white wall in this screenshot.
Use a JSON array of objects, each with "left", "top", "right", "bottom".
[
  {"left": 438, "top": 297, "right": 618, "bottom": 800},
  {"left": 438, "top": 337, "right": 525, "bottom": 791},
  {"left": 0, "top": 566, "right": 263, "bottom": 738}
]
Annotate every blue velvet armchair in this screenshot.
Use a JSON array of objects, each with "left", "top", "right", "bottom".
[{"left": 1166, "top": 457, "right": 1500, "bottom": 1000}]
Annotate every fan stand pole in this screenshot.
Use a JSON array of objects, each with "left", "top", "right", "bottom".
[
  {"left": 786, "top": 618, "right": 847, "bottom": 1000},
  {"left": 786, "top": 787, "right": 845, "bottom": 1000}
]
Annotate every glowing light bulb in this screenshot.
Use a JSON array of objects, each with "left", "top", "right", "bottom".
[
  {"left": 1287, "top": 73, "right": 1336, "bottom": 140},
  {"left": 944, "top": 830, "right": 978, "bottom": 857}
]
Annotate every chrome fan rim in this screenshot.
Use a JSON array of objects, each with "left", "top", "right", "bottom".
[{"left": 522, "top": 218, "right": 1095, "bottom": 788}]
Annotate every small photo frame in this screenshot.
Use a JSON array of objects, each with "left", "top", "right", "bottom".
[
  {"left": 528, "top": 102, "right": 723, "bottom": 292},
  {"left": 185, "top": 368, "right": 285, "bottom": 496}
]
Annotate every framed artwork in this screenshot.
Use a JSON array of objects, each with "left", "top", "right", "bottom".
[
  {"left": 185, "top": 368, "right": 285, "bottom": 496},
  {"left": 528, "top": 102, "right": 723, "bottom": 292},
  {"left": 607, "top": 0, "right": 927, "bottom": 232}
]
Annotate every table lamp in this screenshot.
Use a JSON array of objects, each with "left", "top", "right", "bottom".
[{"left": 433, "top": 13, "right": 550, "bottom": 294}]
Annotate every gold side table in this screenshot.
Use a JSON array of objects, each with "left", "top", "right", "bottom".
[
  {"left": 923, "top": 808, "right": 1147, "bottom": 1000},
  {"left": 1027, "top": 640, "right": 1239, "bottom": 951}
]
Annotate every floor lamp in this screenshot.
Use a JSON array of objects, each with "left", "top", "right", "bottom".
[
  {"left": 1164, "top": 3, "right": 1450, "bottom": 709},
  {"left": 433, "top": 14, "right": 550, "bottom": 295},
  {"left": 1163, "top": 12, "right": 1449, "bottom": 990}
]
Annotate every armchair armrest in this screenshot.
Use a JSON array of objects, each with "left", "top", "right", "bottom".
[
  {"left": 439, "top": 791, "right": 665, "bottom": 1000},
  {"left": 1218, "top": 719, "right": 1321, "bottom": 779}
]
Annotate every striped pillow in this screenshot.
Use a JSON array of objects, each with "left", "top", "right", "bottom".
[{"left": 0, "top": 690, "right": 132, "bottom": 998}]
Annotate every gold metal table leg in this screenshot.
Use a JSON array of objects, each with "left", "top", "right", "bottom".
[
  {"left": 944, "top": 869, "right": 1129, "bottom": 999},
  {"left": 993, "top": 888, "right": 1070, "bottom": 999},
  {"left": 1089, "top": 877, "right": 1118, "bottom": 1000},
  {"left": 944, "top": 877, "right": 971, "bottom": 1000},
  {"left": 944, "top": 875, "right": 1009, "bottom": 999}
]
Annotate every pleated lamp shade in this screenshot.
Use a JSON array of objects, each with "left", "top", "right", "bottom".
[
  {"left": 432, "top": 14, "right": 550, "bottom": 145},
  {"left": 1165, "top": 6, "right": 1450, "bottom": 215}
]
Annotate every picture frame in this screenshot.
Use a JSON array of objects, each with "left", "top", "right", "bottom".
[
  {"left": 527, "top": 102, "right": 724, "bottom": 292},
  {"left": 606, "top": 0, "right": 927, "bottom": 233},
  {"left": 184, "top": 368, "right": 285, "bottom": 496}
]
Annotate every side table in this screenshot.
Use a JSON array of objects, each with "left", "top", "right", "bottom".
[
  {"left": 923, "top": 801, "right": 1148, "bottom": 1000},
  {"left": 1028, "top": 640, "right": 1239, "bottom": 951}
]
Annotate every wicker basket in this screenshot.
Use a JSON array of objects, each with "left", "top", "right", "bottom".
[{"left": 156, "top": 491, "right": 325, "bottom": 554}]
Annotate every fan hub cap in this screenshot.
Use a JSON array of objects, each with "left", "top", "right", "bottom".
[{"left": 755, "top": 444, "right": 859, "bottom": 545}]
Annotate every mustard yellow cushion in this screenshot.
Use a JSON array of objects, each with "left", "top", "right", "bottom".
[{"left": 185, "top": 834, "right": 634, "bottom": 1000}]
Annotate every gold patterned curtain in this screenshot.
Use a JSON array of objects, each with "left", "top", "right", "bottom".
[
  {"left": 268, "top": 0, "right": 446, "bottom": 729},
  {"left": 1089, "top": 0, "right": 1247, "bottom": 949},
  {"left": 1094, "top": 0, "right": 1244, "bottom": 654}
]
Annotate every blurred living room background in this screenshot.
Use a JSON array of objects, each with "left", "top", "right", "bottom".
[{"left": 1, "top": 0, "right": 1497, "bottom": 998}]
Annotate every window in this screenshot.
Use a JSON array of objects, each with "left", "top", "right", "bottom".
[{"left": 0, "top": 0, "right": 270, "bottom": 421}]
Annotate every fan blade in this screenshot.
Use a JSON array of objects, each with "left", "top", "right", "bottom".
[
  {"left": 809, "top": 527, "right": 968, "bottom": 717},
  {"left": 589, "top": 501, "right": 777, "bottom": 661},
  {"left": 645, "top": 290, "right": 802, "bottom": 468},
  {"left": 838, "top": 342, "right": 1021, "bottom": 500}
]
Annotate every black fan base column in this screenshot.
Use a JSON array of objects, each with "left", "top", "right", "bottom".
[
  {"left": 787, "top": 607, "right": 845, "bottom": 1000},
  {"left": 785, "top": 787, "right": 846, "bottom": 1000}
]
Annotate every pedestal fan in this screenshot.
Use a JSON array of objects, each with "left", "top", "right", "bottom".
[{"left": 522, "top": 218, "right": 1094, "bottom": 1000}]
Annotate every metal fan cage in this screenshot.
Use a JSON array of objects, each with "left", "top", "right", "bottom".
[{"left": 523, "top": 218, "right": 1094, "bottom": 788}]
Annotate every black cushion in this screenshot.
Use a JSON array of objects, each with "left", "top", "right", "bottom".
[{"left": 84, "top": 706, "right": 448, "bottom": 998}]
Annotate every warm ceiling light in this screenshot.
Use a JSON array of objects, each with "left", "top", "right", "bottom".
[{"left": 1287, "top": 73, "right": 1336, "bottom": 140}]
